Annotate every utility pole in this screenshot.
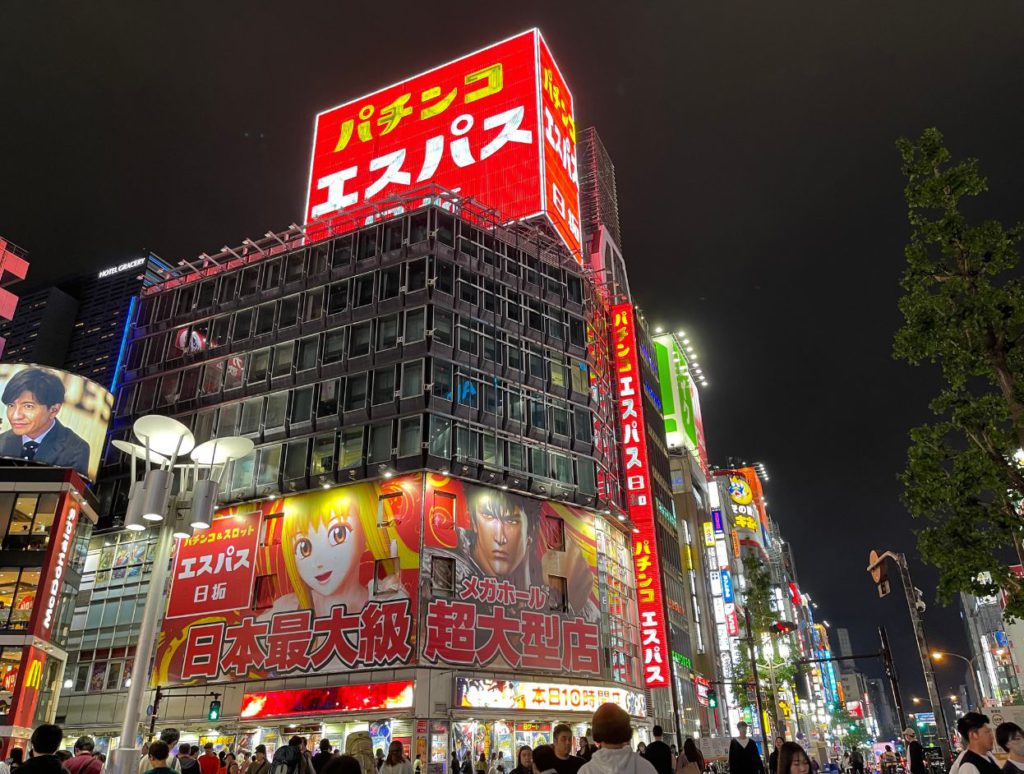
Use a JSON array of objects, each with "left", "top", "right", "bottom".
[
  {"left": 879, "top": 626, "right": 908, "bottom": 731},
  {"left": 867, "top": 551, "right": 951, "bottom": 764}
]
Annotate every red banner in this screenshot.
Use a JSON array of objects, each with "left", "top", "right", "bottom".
[
  {"left": 9, "top": 645, "right": 47, "bottom": 729},
  {"left": 420, "top": 475, "right": 601, "bottom": 676},
  {"left": 30, "top": 492, "right": 78, "bottom": 640},
  {"left": 538, "top": 36, "right": 581, "bottom": 256},
  {"left": 611, "top": 304, "right": 670, "bottom": 688},
  {"left": 155, "top": 477, "right": 422, "bottom": 685},
  {"left": 239, "top": 680, "right": 414, "bottom": 720},
  {"left": 166, "top": 512, "right": 261, "bottom": 619},
  {"left": 305, "top": 30, "right": 581, "bottom": 257}
]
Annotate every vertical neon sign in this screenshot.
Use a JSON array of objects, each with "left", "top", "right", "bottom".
[{"left": 611, "top": 303, "right": 669, "bottom": 689}]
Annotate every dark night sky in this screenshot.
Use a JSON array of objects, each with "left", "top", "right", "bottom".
[{"left": 4, "top": 1, "right": 1024, "bottom": 705}]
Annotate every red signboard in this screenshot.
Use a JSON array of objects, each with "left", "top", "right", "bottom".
[
  {"left": 304, "top": 29, "right": 581, "bottom": 257},
  {"left": 611, "top": 304, "right": 669, "bottom": 689},
  {"left": 239, "top": 680, "right": 414, "bottom": 720},
  {"left": 166, "top": 512, "right": 261, "bottom": 619},
  {"left": 30, "top": 493, "right": 78, "bottom": 639},
  {"left": 9, "top": 645, "right": 47, "bottom": 729}
]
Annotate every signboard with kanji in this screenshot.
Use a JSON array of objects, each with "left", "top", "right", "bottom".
[
  {"left": 611, "top": 303, "right": 670, "bottom": 689},
  {"left": 420, "top": 474, "right": 603, "bottom": 677},
  {"left": 154, "top": 476, "right": 422, "bottom": 685},
  {"left": 304, "top": 29, "right": 581, "bottom": 257},
  {"left": 456, "top": 678, "right": 647, "bottom": 718}
]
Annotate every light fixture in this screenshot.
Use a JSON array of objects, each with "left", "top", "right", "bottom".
[
  {"left": 124, "top": 483, "right": 148, "bottom": 531},
  {"left": 322, "top": 483, "right": 331, "bottom": 489},
  {"left": 654, "top": 326, "right": 663, "bottom": 334},
  {"left": 63, "top": 678, "right": 73, "bottom": 689},
  {"left": 189, "top": 479, "right": 218, "bottom": 530},
  {"left": 141, "top": 468, "right": 172, "bottom": 521},
  {"left": 382, "top": 470, "right": 394, "bottom": 479}
]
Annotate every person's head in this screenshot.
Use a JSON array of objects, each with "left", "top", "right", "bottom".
[
  {"left": 531, "top": 746, "right": 557, "bottom": 774},
  {"left": 10, "top": 748, "right": 23, "bottom": 764},
  {"left": 321, "top": 741, "right": 332, "bottom": 753},
  {"left": 683, "top": 740, "right": 704, "bottom": 772},
  {"left": 322, "top": 756, "right": 363, "bottom": 774},
  {"left": 958, "top": 712, "right": 994, "bottom": 752},
  {"left": 3, "top": 369, "right": 66, "bottom": 439},
  {"left": 416, "top": 755, "right": 422, "bottom": 761},
  {"left": 291, "top": 737, "right": 306, "bottom": 749},
  {"left": 226, "top": 754, "right": 236, "bottom": 764},
  {"left": 205, "top": 744, "right": 215, "bottom": 755},
  {"left": 517, "top": 747, "right": 533, "bottom": 770},
  {"left": 255, "top": 746, "right": 267, "bottom": 761},
  {"left": 74, "top": 737, "right": 95, "bottom": 755},
  {"left": 997, "top": 722, "right": 1024, "bottom": 755},
  {"left": 479, "top": 753, "right": 486, "bottom": 762},
  {"left": 637, "top": 744, "right": 646, "bottom": 754},
  {"left": 56, "top": 752, "right": 71, "bottom": 763},
  {"left": 775, "top": 739, "right": 785, "bottom": 751},
  {"left": 150, "top": 742, "right": 170, "bottom": 766},
  {"left": 884, "top": 746, "right": 891, "bottom": 753},
  {"left": 161, "top": 730, "right": 180, "bottom": 748},
  {"left": 652, "top": 726, "right": 664, "bottom": 741},
  {"left": 591, "top": 703, "right": 632, "bottom": 750},
  {"left": 553, "top": 724, "right": 573, "bottom": 759},
  {"left": 282, "top": 485, "right": 384, "bottom": 609},
  {"left": 387, "top": 742, "right": 404, "bottom": 766},
  {"left": 96, "top": 754, "right": 106, "bottom": 764},
  {"left": 469, "top": 491, "right": 530, "bottom": 578},
  {"left": 377, "top": 750, "right": 385, "bottom": 760},
  {"left": 29, "top": 725, "right": 62, "bottom": 757},
  {"left": 737, "top": 722, "right": 749, "bottom": 738},
  {"left": 779, "top": 742, "right": 811, "bottom": 774}
]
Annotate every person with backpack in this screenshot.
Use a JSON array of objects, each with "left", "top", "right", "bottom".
[
  {"left": 248, "top": 748, "right": 270, "bottom": 774},
  {"left": 65, "top": 738, "right": 102, "bottom": 774},
  {"left": 142, "top": 731, "right": 183, "bottom": 774},
  {"left": 273, "top": 737, "right": 315, "bottom": 774}
]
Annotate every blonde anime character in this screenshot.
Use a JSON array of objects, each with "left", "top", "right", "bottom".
[{"left": 267, "top": 483, "right": 408, "bottom": 617}]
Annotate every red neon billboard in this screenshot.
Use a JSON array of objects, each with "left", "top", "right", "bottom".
[
  {"left": 611, "top": 304, "right": 669, "bottom": 689},
  {"left": 239, "top": 680, "right": 414, "bottom": 720},
  {"left": 304, "top": 29, "right": 581, "bottom": 257}
]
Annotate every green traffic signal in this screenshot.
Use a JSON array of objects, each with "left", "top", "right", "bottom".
[{"left": 208, "top": 699, "right": 221, "bottom": 721}]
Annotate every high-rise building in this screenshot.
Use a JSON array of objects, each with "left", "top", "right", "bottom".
[
  {"left": 0, "top": 255, "right": 172, "bottom": 390},
  {"left": 0, "top": 237, "right": 30, "bottom": 358}
]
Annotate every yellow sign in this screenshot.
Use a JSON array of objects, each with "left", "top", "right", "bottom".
[
  {"left": 729, "top": 476, "right": 753, "bottom": 505},
  {"left": 25, "top": 658, "right": 42, "bottom": 690},
  {"left": 703, "top": 522, "right": 715, "bottom": 547}
]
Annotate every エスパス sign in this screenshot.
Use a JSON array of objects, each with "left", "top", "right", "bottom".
[{"left": 304, "top": 29, "right": 581, "bottom": 257}]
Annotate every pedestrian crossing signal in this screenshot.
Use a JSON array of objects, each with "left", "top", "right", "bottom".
[
  {"left": 208, "top": 699, "right": 221, "bottom": 721},
  {"left": 708, "top": 690, "right": 718, "bottom": 709}
]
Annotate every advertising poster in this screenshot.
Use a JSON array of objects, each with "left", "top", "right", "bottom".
[
  {"left": 154, "top": 476, "right": 421, "bottom": 685},
  {"left": 304, "top": 30, "right": 581, "bottom": 257},
  {"left": 455, "top": 678, "right": 647, "bottom": 718},
  {"left": 0, "top": 363, "right": 113, "bottom": 480},
  {"left": 420, "top": 474, "right": 602, "bottom": 676}
]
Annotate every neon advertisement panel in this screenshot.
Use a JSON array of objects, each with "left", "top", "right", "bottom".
[
  {"left": 611, "top": 304, "right": 670, "bottom": 689},
  {"left": 456, "top": 678, "right": 647, "bottom": 718},
  {"left": 304, "top": 29, "right": 581, "bottom": 257},
  {"left": 239, "top": 680, "right": 414, "bottom": 720}
]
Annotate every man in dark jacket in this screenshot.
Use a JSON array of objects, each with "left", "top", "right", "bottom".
[
  {"left": 0, "top": 368, "right": 90, "bottom": 477},
  {"left": 18, "top": 724, "right": 65, "bottom": 774},
  {"left": 729, "top": 722, "right": 766, "bottom": 774},
  {"left": 313, "top": 740, "right": 334, "bottom": 774},
  {"left": 644, "top": 726, "right": 673, "bottom": 774}
]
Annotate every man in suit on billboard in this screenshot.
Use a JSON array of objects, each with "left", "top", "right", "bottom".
[{"left": 0, "top": 367, "right": 90, "bottom": 477}]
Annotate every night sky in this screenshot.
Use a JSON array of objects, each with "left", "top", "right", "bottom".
[{"left": 4, "top": 1, "right": 1024, "bottom": 708}]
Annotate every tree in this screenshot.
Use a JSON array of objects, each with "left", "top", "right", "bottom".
[
  {"left": 831, "top": 702, "right": 871, "bottom": 751},
  {"left": 894, "top": 127, "right": 1024, "bottom": 616}
]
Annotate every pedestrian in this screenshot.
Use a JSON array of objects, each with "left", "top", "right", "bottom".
[
  {"left": 679, "top": 740, "right": 705, "bottom": 774},
  {"left": 769, "top": 739, "right": 785, "bottom": 774},
  {"left": 321, "top": 758, "right": 362, "bottom": 774},
  {"left": 451, "top": 755, "right": 460, "bottom": 774},
  {"left": 66, "top": 738, "right": 102, "bottom": 774},
  {"left": 475, "top": 755, "right": 486, "bottom": 774},
  {"left": 638, "top": 745, "right": 647, "bottom": 756},
  {"left": 149, "top": 743, "right": 176, "bottom": 774},
  {"left": 143, "top": 732, "right": 183, "bottom": 774},
  {"left": 578, "top": 704, "right": 657, "bottom": 774},
  {"left": 643, "top": 726, "right": 672, "bottom": 774},
  {"left": 199, "top": 745, "right": 220, "bottom": 774},
  {"left": 247, "top": 747, "right": 269, "bottom": 774},
  {"left": 9, "top": 749, "right": 24, "bottom": 774},
  {"left": 179, "top": 746, "right": 199, "bottom": 774},
  {"left": 951, "top": 713, "right": 1000, "bottom": 774},
  {"left": 902, "top": 730, "right": 926, "bottom": 774},
  {"left": 778, "top": 743, "right": 811, "bottom": 774},
  {"left": 995, "top": 723, "right": 1024, "bottom": 774},
  {"left": 729, "top": 723, "right": 765, "bottom": 774},
  {"left": 510, "top": 748, "right": 532, "bottom": 774},
  {"left": 224, "top": 754, "right": 239, "bottom": 774},
  {"left": 239, "top": 753, "right": 251, "bottom": 774},
  {"left": 461, "top": 753, "right": 473, "bottom": 774},
  {"left": 850, "top": 749, "right": 863, "bottom": 774},
  {"left": 532, "top": 747, "right": 558, "bottom": 774},
  {"left": 552, "top": 725, "right": 583, "bottom": 774},
  {"left": 18, "top": 725, "right": 67, "bottom": 774},
  {"left": 313, "top": 742, "right": 334, "bottom": 774},
  {"left": 380, "top": 743, "right": 412, "bottom": 774},
  {"left": 414, "top": 755, "right": 423, "bottom": 774},
  {"left": 579, "top": 740, "right": 592, "bottom": 765}
]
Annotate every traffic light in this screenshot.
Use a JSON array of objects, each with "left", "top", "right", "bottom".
[
  {"left": 708, "top": 689, "right": 718, "bottom": 709},
  {"left": 771, "top": 621, "right": 796, "bottom": 634},
  {"left": 208, "top": 698, "right": 221, "bottom": 721}
]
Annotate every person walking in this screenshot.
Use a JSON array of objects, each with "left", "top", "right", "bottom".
[
  {"left": 380, "top": 743, "right": 412, "bottom": 774},
  {"left": 143, "top": 731, "right": 183, "bottom": 774},
  {"left": 18, "top": 726, "right": 66, "bottom": 774},
  {"left": 777, "top": 743, "right": 811, "bottom": 774},
  {"left": 678, "top": 739, "right": 705, "bottom": 774},
  {"left": 729, "top": 723, "right": 765, "bottom": 774},
  {"left": 460, "top": 753, "right": 472, "bottom": 774},
  {"left": 148, "top": 743, "right": 176, "bottom": 774},
  {"left": 902, "top": 730, "right": 926, "bottom": 774},
  {"left": 996, "top": 722, "right": 1024, "bottom": 774},
  {"left": 509, "top": 748, "right": 532, "bottom": 774},
  {"left": 199, "top": 745, "right": 220, "bottom": 774},
  {"left": 66, "top": 738, "right": 102, "bottom": 774},
  {"left": 552, "top": 725, "right": 584, "bottom": 774},
  {"left": 578, "top": 704, "right": 657, "bottom": 774},
  {"left": 769, "top": 739, "right": 785, "bottom": 774},
  {"left": 951, "top": 713, "right": 1000, "bottom": 774},
  {"left": 313, "top": 742, "right": 334, "bottom": 774},
  {"left": 644, "top": 726, "right": 672, "bottom": 774}
]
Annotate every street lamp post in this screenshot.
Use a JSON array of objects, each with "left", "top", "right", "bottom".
[
  {"left": 108, "top": 416, "right": 252, "bottom": 774},
  {"left": 931, "top": 652, "right": 984, "bottom": 711}
]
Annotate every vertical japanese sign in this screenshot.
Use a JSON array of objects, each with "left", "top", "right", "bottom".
[
  {"left": 166, "top": 512, "right": 261, "bottom": 618},
  {"left": 30, "top": 493, "right": 78, "bottom": 640},
  {"left": 611, "top": 303, "right": 669, "bottom": 689},
  {"left": 155, "top": 476, "right": 421, "bottom": 686},
  {"left": 420, "top": 475, "right": 602, "bottom": 676},
  {"left": 305, "top": 29, "right": 582, "bottom": 258}
]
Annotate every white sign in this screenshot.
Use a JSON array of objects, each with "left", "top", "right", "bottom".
[
  {"left": 456, "top": 678, "right": 648, "bottom": 718},
  {"left": 98, "top": 257, "right": 146, "bottom": 279}
]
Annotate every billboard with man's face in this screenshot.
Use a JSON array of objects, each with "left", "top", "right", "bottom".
[{"left": 0, "top": 363, "right": 113, "bottom": 481}]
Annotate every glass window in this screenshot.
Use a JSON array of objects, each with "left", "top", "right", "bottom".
[
  {"left": 297, "top": 335, "right": 319, "bottom": 371},
  {"left": 456, "top": 426, "right": 479, "bottom": 460},
  {"left": 157, "top": 374, "right": 179, "bottom": 406},
  {"left": 550, "top": 358, "right": 567, "bottom": 389},
  {"left": 507, "top": 339, "right": 522, "bottom": 370},
  {"left": 290, "top": 386, "right": 314, "bottom": 424},
  {"left": 349, "top": 322, "right": 372, "bottom": 357},
  {"left": 380, "top": 267, "right": 400, "bottom": 300},
  {"left": 374, "top": 557, "right": 402, "bottom": 595},
  {"left": 482, "top": 434, "right": 502, "bottom": 467},
  {"left": 550, "top": 452, "right": 572, "bottom": 483},
  {"left": 224, "top": 355, "right": 245, "bottom": 390},
  {"left": 200, "top": 361, "right": 224, "bottom": 396},
  {"left": 318, "top": 380, "right": 340, "bottom": 418},
  {"left": 401, "top": 360, "right": 423, "bottom": 398},
  {"left": 311, "top": 433, "right": 336, "bottom": 474},
  {"left": 324, "top": 329, "right": 345, "bottom": 363},
  {"left": 368, "top": 422, "right": 392, "bottom": 464},
  {"left": 344, "top": 373, "right": 368, "bottom": 411},
  {"left": 431, "top": 556, "right": 455, "bottom": 596},
  {"left": 569, "top": 316, "right": 586, "bottom": 348},
  {"left": 218, "top": 403, "right": 240, "bottom": 436},
  {"left": 428, "top": 416, "right": 451, "bottom": 457},
  {"left": 194, "top": 410, "right": 215, "bottom": 445},
  {"left": 405, "top": 308, "right": 426, "bottom": 343},
  {"left": 305, "top": 288, "right": 325, "bottom": 321},
  {"left": 265, "top": 392, "right": 288, "bottom": 430},
  {"left": 196, "top": 281, "right": 216, "bottom": 309},
  {"left": 551, "top": 404, "right": 570, "bottom": 437},
  {"left": 219, "top": 272, "right": 238, "bottom": 303},
  {"left": 371, "top": 367, "right": 396, "bottom": 405},
  {"left": 506, "top": 292, "right": 522, "bottom": 322},
  {"left": 433, "top": 308, "right": 453, "bottom": 345},
  {"left": 574, "top": 407, "right": 592, "bottom": 444},
  {"left": 377, "top": 315, "right": 399, "bottom": 350},
  {"left": 263, "top": 259, "right": 281, "bottom": 289},
  {"left": 508, "top": 390, "right": 524, "bottom": 422},
  {"left": 280, "top": 295, "right": 300, "bottom": 328},
  {"left": 328, "top": 280, "right": 349, "bottom": 315},
  {"left": 255, "top": 303, "right": 275, "bottom": 335},
  {"left": 354, "top": 274, "right": 374, "bottom": 306},
  {"left": 233, "top": 309, "right": 253, "bottom": 340},
  {"left": 248, "top": 349, "right": 270, "bottom": 383},
  {"left": 211, "top": 315, "right": 231, "bottom": 347},
  {"left": 530, "top": 397, "right": 547, "bottom": 430},
  {"left": 339, "top": 427, "right": 363, "bottom": 468},
  {"left": 432, "top": 361, "right": 453, "bottom": 400},
  {"left": 458, "top": 326, "right": 478, "bottom": 355},
  {"left": 179, "top": 367, "right": 201, "bottom": 400},
  {"left": 397, "top": 417, "right": 421, "bottom": 457},
  {"left": 544, "top": 516, "right": 566, "bottom": 551},
  {"left": 284, "top": 439, "right": 308, "bottom": 480},
  {"left": 257, "top": 445, "right": 282, "bottom": 488},
  {"left": 435, "top": 260, "right": 454, "bottom": 294},
  {"left": 548, "top": 575, "right": 568, "bottom": 613},
  {"left": 271, "top": 342, "right": 294, "bottom": 378},
  {"left": 286, "top": 251, "right": 306, "bottom": 283},
  {"left": 333, "top": 236, "right": 352, "bottom": 268},
  {"left": 508, "top": 442, "right": 526, "bottom": 472},
  {"left": 240, "top": 397, "right": 262, "bottom": 434},
  {"left": 578, "top": 458, "right": 597, "bottom": 495},
  {"left": 407, "top": 258, "right": 427, "bottom": 291},
  {"left": 530, "top": 447, "right": 547, "bottom": 477}
]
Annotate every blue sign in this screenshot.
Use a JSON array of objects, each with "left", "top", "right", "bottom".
[
  {"left": 711, "top": 509, "right": 724, "bottom": 534},
  {"left": 996, "top": 630, "right": 1009, "bottom": 648},
  {"left": 721, "top": 570, "right": 734, "bottom": 602},
  {"left": 915, "top": 712, "right": 936, "bottom": 724}
]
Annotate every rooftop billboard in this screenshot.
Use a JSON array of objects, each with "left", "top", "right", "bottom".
[{"left": 304, "top": 29, "right": 581, "bottom": 257}]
